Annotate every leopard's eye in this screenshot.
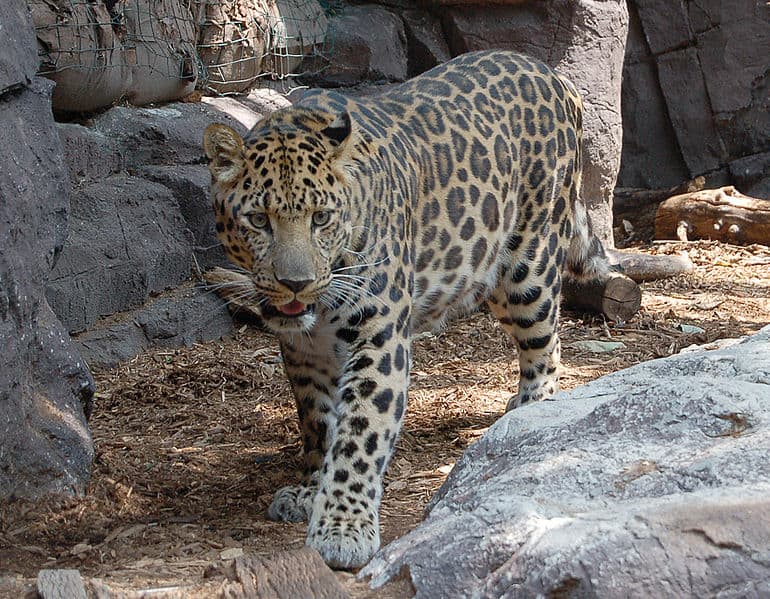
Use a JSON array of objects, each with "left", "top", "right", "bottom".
[
  {"left": 247, "top": 212, "right": 269, "bottom": 229},
  {"left": 312, "top": 211, "right": 331, "bottom": 227}
]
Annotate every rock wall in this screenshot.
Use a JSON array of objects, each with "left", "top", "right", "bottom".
[
  {"left": 618, "top": 0, "right": 770, "bottom": 197},
  {"left": 362, "top": 326, "right": 770, "bottom": 597},
  {"left": 48, "top": 93, "right": 293, "bottom": 367},
  {"left": 0, "top": 3, "right": 94, "bottom": 499}
]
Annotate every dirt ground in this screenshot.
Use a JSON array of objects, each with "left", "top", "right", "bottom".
[{"left": 1, "top": 240, "right": 769, "bottom": 596}]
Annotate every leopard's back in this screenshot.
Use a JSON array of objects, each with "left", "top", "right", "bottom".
[{"left": 300, "top": 51, "right": 585, "bottom": 330}]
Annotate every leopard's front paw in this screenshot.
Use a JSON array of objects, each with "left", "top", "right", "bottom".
[
  {"left": 306, "top": 512, "right": 380, "bottom": 569},
  {"left": 507, "top": 381, "right": 558, "bottom": 411},
  {"left": 266, "top": 484, "right": 316, "bottom": 522}
]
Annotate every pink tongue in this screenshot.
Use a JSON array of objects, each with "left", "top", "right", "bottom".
[{"left": 277, "top": 300, "right": 307, "bottom": 316}]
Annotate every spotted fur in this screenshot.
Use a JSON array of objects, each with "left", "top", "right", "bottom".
[{"left": 203, "top": 50, "right": 607, "bottom": 568}]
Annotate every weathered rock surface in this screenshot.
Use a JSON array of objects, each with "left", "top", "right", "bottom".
[
  {"left": 75, "top": 284, "right": 234, "bottom": 368},
  {"left": 303, "top": 5, "right": 408, "bottom": 87},
  {"left": 619, "top": 0, "right": 770, "bottom": 195},
  {"left": 47, "top": 176, "right": 196, "bottom": 333},
  {"left": 89, "top": 103, "right": 247, "bottom": 171},
  {"left": 401, "top": 11, "right": 451, "bottom": 76},
  {"left": 618, "top": 6, "right": 689, "bottom": 189},
  {"left": 45, "top": 88, "right": 293, "bottom": 363},
  {"left": 0, "top": 5, "right": 94, "bottom": 499},
  {"left": 138, "top": 165, "right": 227, "bottom": 270},
  {"left": 439, "top": 0, "right": 628, "bottom": 246},
  {"left": 362, "top": 326, "right": 770, "bottom": 597},
  {"left": 48, "top": 101, "right": 253, "bottom": 337}
]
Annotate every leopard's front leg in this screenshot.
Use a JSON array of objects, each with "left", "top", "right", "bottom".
[
  {"left": 307, "top": 310, "right": 411, "bottom": 569},
  {"left": 268, "top": 337, "right": 341, "bottom": 523}
]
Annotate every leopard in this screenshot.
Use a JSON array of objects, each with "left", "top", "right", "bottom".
[{"left": 202, "top": 50, "right": 609, "bottom": 569}]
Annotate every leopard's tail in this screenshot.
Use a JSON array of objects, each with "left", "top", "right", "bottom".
[
  {"left": 560, "top": 79, "right": 611, "bottom": 284},
  {"left": 565, "top": 199, "right": 610, "bottom": 283}
]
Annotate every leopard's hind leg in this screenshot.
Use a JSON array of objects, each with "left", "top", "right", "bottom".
[{"left": 487, "top": 235, "right": 563, "bottom": 410}]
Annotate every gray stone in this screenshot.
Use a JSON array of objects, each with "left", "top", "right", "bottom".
[
  {"left": 441, "top": 0, "right": 628, "bottom": 246},
  {"left": 362, "top": 326, "right": 770, "bottom": 597},
  {"left": 747, "top": 179, "right": 770, "bottom": 201},
  {"left": 657, "top": 47, "right": 726, "bottom": 175},
  {"left": 442, "top": 5, "right": 556, "bottom": 59},
  {"left": 620, "top": 0, "right": 770, "bottom": 189},
  {"left": 90, "top": 103, "right": 248, "bottom": 169},
  {"left": 202, "top": 87, "right": 293, "bottom": 130},
  {"left": 402, "top": 11, "right": 451, "bottom": 76},
  {"left": 47, "top": 176, "right": 195, "bottom": 333},
  {"left": 698, "top": 12, "right": 770, "bottom": 160},
  {"left": 76, "top": 284, "right": 234, "bottom": 368},
  {"left": 138, "top": 165, "right": 229, "bottom": 270},
  {"left": 634, "top": 0, "right": 691, "bottom": 54},
  {"left": 303, "top": 5, "right": 408, "bottom": 87},
  {"left": 0, "top": 2, "right": 39, "bottom": 93},
  {"left": 0, "top": 3, "right": 93, "bottom": 500},
  {"left": 57, "top": 123, "right": 123, "bottom": 185},
  {"left": 729, "top": 151, "right": 770, "bottom": 199},
  {"left": 617, "top": 5, "right": 689, "bottom": 188},
  {"left": 47, "top": 97, "right": 264, "bottom": 351}
]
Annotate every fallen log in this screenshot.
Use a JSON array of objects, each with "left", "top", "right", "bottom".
[
  {"left": 655, "top": 186, "right": 770, "bottom": 245},
  {"left": 32, "top": 548, "right": 352, "bottom": 599},
  {"left": 562, "top": 270, "right": 641, "bottom": 323},
  {"left": 605, "top": 249, "right": 694, "bottom": 283}
]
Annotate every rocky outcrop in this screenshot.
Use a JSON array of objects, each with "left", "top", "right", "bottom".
[
  {"left": 304, "top": 5, "right": 409, "bottom": 86},
  {"left": 76, "top": 284, "right": 234, "bottom": 368},
  {"left": 48, "top": 102, "right": 248, "bottom": 336},
  {"left": 0, "top": 4, "right": 94, "bottom": 499},
  {"left": 362, "top": 326, "right": 770, "bottom": 597},
  {"left": 619, "top": 0, "right": 770, "bottom": 196},
  {"left": 46, "top": 92, "right": 291, "bottom": 365}
]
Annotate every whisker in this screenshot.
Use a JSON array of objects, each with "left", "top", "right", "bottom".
[
  {"left": 204, "top": 281, "right": 252, "bottom": 293},
  {"left": 332, "top": 257, "right": 389, "bottom": 273},
  {"left": 329, "top": 278, "right": 388, "bottom": 309}
]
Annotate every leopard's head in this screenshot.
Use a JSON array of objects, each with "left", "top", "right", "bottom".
[{"left": 203, "top": 108, "right": 360, "bottom": 333}]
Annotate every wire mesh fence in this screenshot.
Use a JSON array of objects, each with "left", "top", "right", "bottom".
[{"left": 30, "top": 0, "right": 338, "bottom": 111}]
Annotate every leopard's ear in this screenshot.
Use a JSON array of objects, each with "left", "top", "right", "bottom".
[
  {"left": 203, "top": 124, "right": 245, "bottom": 187},
  {"left": 322, "top": 111, "right": 351, "bottom": 145},
  {"left": 321, "top": 111, "right": 353, "bottom": 155}
]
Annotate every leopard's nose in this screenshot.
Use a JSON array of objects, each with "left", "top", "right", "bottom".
[{"left": 278, "top": 277, "right": 314, "bottom": 293}]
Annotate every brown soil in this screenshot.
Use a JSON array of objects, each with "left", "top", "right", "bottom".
[{"left": 1, "top": 240, "right": 769, "bottom": 597}]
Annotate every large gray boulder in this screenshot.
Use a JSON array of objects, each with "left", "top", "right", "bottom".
[
  {"left": 362, "top": 327, "right": 770, "bottom": 597},
  {"left": 75, "top": 284, "right": 234, "bottom": 368},
  {"left": 618, "top": 6, "right": 689, "bottom": 188},
  {"left": 0, "top": 4, "right": 94, "bottom": 499},
  {"left": 47, "top": 102, "right": 250, "bottom": 335},
  {"left": 45, "top": 90, "right": 290, "bottom": 364},
  {"left": 47, "top": 176, "right": 196, "bottom": 333}
]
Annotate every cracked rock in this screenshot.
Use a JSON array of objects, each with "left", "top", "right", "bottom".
[
  {"left": 0, "top": 2, "right": 94, "bottom": 499},
  {"left": 361, "top": 326, "right": 770, "bottom": 598}
]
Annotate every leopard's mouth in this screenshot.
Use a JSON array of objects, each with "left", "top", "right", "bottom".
[{"left": 263, "top": 301, "right": 315, "bottom": 319}]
